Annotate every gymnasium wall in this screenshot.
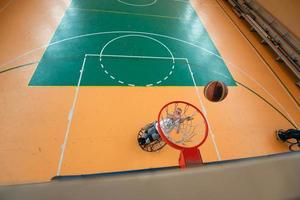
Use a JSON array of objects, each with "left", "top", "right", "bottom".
[{"left": 255, "top": 0, "right": 300, "bottom": 39}]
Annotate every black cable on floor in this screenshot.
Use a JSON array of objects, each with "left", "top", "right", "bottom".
[
  {"left": 187, "top": 60, "right": 298, "bottom": 129},
  {"left": 235, "top": 80, "right": 297, "bottom": 128},
  {"left": 1, "top": 59, "right": 297, "bottom": 128},
  {"left": 0, "top": 61, "right": 39, "bottom": 74}
]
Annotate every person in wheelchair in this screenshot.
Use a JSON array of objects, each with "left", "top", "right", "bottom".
[
  {"left": 276, "top": 129, "right": 300, "bottom": 142},
  {"left": 138, "top": 107, "right": 193, "bottom": 146}
]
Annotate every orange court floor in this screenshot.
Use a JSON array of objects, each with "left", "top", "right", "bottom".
[{"left": 0, "top": 0, "right": 299, "bottom": 185}]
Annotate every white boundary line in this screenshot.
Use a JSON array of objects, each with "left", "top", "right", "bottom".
[
  {"left": 88, "top": 53, "right": 188, "bottom": 86},
  {"left": 0, "top": 0, "right": 14, "bottom": 13},
  {"left": 214, "top": 1, "right": 300, "bottom": 110},
  {"left": 56, "top": 55, "right": 87, "bottom": 176},
  {"left": 185, "top": 58, "right": 222, "bottom": 160},
  {"left": 56, "top": 54, "right": 221, "bottom": 170},
  {"left": 227, "top": 63, "right": 299, "bottom": 128},
  {"left": 1, "top": 30, "right": 297, "bottom": 121},
  {"left": 98, "top": 34, "right": 176, "bottom": 86},
  {"left": 0, "top": 31, "right": 223, "bottom": 69},
  {"left": 54, "top": 47, "right": 297, "bottom": 171},
  {"left": 87, "top": 54, "right": 187, "bottom": 61},
  {"left": 93, "top": 55, "right": 183, "bottom": 86},
  {"left": 174, "top": 0, "right": 189, "bottom": 3},
  {"left": 118, "top": 0, "right": 157, "bottom": 7}
]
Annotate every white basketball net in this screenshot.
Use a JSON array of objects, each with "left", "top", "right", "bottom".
[{"left": 159, "top": 102, "right": 206, "bottom": 148}]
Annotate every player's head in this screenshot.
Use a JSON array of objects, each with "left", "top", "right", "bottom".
[{"left": 174, "top": 107, "right": 182, "bottom": 118}]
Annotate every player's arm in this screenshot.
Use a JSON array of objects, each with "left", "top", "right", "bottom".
[
  {"left": 179, "top": 116, "right": 193, "bottom": 123},
  {"left": 176, "top": 123, "right": 181, "bottom": 134}
]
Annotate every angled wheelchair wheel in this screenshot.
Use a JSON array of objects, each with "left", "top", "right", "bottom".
[
  {"left": 286, "top": 138, "right": 299, "bottom": 144},
  {"left": 137, "top": 123, "right": 167, "bottom": 152},
  {"left": 275, "top": 130, "right": 285, "bottom": 142},
  {"left": 289, "top": 142, "right": 300, "bottom": 151}
]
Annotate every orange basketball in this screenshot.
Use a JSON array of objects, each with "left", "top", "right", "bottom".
[{"left": 204, "top": 81, "right": 228, "bottom": 102}]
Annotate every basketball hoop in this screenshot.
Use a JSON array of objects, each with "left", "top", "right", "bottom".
[{"left": 157, "top": 101, "right": 208, "bottom": 168}]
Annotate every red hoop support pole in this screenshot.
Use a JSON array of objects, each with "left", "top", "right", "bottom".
[{"left": 179, "top": 148, "right": 203, "bottom": 168}]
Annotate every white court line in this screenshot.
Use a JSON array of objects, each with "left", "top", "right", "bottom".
[
  {"left": 185, "top": 58, "right": 222, "bottom": 160},
  {"left": 55, "top": 53, "right": 295, "bottom": 167},
  {"left": 86, "top": 53, "right": 187, "bottom": 61},
  {"left": 56, "top": 54, "right": 221, "bottom": 165},
  {"left": 1, "top": 30, "right": 297, "bottom": 120},
  {"left": 3, "top": 30, "right": 298, "bottom": 111},
  {"left": 211, "top": 69, "right": 298, "bottom": 128},
  {"left": 98, "top": 34, "right": 177, "bottom": 87},
  {"left": 118, "top": 0, "right": 157, "bottom": 7},
  {"left": 99, "top": 35, "right": 176, "bottom": 63},
  {"left": 87, "top": 53, "right": 186, "bottom": 86},
  {"left": 0, "top": 0, "right": 14, "bottom": 13},
  {"left": 214, "top": 1, "right": 300, "bottom": 110},
  {"left": 174, "top": 0, "right": 190, "bottom": 3},
  {"left": 56, "top": 56, "right": 87, "bottom": 176},
  {"left": 0, "top": 31, "right": 221, "bottom": 69},
  {"left": 212, "top": 64, "right": 298, "bottom": 128},
  {"left": 229, "top": 63, "right": 299, "bottom": 128}
]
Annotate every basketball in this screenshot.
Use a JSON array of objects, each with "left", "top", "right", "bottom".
[{"left": 204, "top": 81, "right": 228, "bottom": 102}]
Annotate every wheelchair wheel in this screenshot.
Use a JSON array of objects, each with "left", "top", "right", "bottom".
[
  {"left": 285, "top": 138, "right": 299, "bottom": 144},
  {"left": 289, "top": 142, "right": 300, "bottom": 151},
  {"left": 275, "top": 130, "right": 285, "bottom": 142},
  {"left": 137, "top": 125, "right": 167, "bottom": 152}
]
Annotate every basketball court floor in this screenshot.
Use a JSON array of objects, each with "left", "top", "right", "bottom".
[{"left": 0, "top": 0, "right": 299, "bottom": 185}]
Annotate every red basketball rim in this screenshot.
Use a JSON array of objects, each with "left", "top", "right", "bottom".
[{"left": 157, "top": 101, "right": 209, "bottom": 151}]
